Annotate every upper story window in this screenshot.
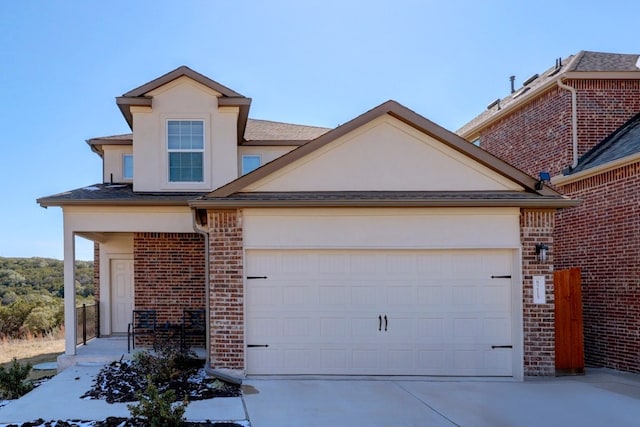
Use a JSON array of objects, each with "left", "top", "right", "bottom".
[
  {"left": 472, "top": 138, "right": 481, "bottom": 147},
  {"left": 123, "top": 154, "right": 133, "bottom": 179},
  {"left": 242, "top": 155, "right": 261, "bottom": 175},
  {"left": 167, "top": 120, "right": 204, "bottom": 182}
]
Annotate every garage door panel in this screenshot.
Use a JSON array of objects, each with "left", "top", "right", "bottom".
[{"left": 246, "top": 249, "right": 514, "bottom": 376}]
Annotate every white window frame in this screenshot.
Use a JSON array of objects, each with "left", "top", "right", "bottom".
[
  {"left": 242, "top": 154, "right": 262, "bottom": 175},
  {"left": 167, "top": 119, "right": 205, "bottom": 183},
  {"left": 123, "top": 154, "right": 133, "bottom": 180}
]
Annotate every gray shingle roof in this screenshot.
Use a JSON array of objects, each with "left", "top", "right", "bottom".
[
  {"left": 37, "top": 184, "right": 208, "bottom": 207},
  {"left": 569, "top": 111, "right": 640, "bottom": 174},
  {"left": 244, "top": 119, "right": 330, "bottom": 142},
  {"left": 569, "top": 51, "right": 640, "bottom": 72},
  {"left": 457, "top": 51, "right": 640, "bottom": 136}
]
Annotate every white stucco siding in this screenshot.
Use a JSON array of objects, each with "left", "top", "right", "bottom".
[
  {"left": 63, "top": 206, "right": 194, "bottom": 233},
  {"left": 102, "top": 146, "right": 133, "bottom": 184},
  {"left": 243, "top": 207, "right": 521, "bottom": 249},
  {"left": 245, "top": 116, "right": 523, "bottom": 192},
  {"left": 132, "top": 77, "right": 239, "bottom": 192}
]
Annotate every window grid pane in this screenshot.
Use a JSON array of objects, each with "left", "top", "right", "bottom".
[
  {"left": 169, "top": 152, "right": 203, "bottom": 182},
  {"left": 168, "top": 120, "right": 204, "bottom": 182}
]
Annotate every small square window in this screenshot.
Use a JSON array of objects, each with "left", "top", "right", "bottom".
[
  {"left": 242, "top": 155, "right": 261, "bottom": 175},
  {"left": 123, "top": 154, "right": 133, "bottom": 179}
]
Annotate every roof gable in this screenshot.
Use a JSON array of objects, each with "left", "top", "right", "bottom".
[
  {"left": 122, "top": 66, "right": 245, "bottom": 98},
  {"left": 244, "top": 114, "right": 522, "bottom": 192},
  {"left": 115, "top": 66, "right": 251, "bottom": 142},
  {"left": 207, "top": 100, "right": 558, "bottom": 198}
]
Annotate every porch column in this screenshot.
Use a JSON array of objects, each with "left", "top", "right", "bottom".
[{"left": 63, "top": 226, "right": 77, "bottom": 356}]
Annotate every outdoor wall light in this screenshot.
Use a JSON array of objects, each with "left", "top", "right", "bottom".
[
  {"left": 535, "top": 171, "right": 551, "bottom": 190},
  {"left": 535, "top": 243, "right": 549, "bottom": 262}
]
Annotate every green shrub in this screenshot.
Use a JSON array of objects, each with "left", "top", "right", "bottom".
[
  {"left": 133, "top": 341, "right": 198, "bottom": 385},
  {"left": 127, "top": 377, "right": 188, "bottom": 427},
  {"left": 0, "top": 358, "right": 33, "bottom": 399}
]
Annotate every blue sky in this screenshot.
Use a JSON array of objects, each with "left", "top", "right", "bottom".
[{"left": 1, "top": 0, "right": 639, "bottom": 261}]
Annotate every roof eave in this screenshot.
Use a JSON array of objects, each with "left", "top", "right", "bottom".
[
  {"left": 189, "top": 197, "right": 580, "bottom": 209},
  {"left": 552, "top": 153, "right": 640, "bottom": 186},
  {"left": 116, "top": 97, "right": 153, "bottom": 129},
  {"left": 218, "top": 97, "right": 252, "bottom": 144},
  {"left": 36, "top": 198, "right": 194, "bottom": 208}
]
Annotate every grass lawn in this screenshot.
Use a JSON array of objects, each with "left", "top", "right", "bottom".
[{"left": 0, "top": 336, "right": 64, "bottom": 380}]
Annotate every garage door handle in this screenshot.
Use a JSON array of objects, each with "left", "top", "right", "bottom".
[
  {"left": 378, "top": 315, "right": 382, "bottom": 331},
  {"left": 491, "top": 345, "right": 512, "bottom": 349},
  {"left": 491, "top": 275, "right": 512, "bottom": 279},
  {"left": 248, "top": 344, "right": 269, "bottom": 348},
  {"left": 384, "top": 315, "right": 388, "bottom": 331},
  {"left": 247, "top": 276, "right": 268, "bottom": 279}
]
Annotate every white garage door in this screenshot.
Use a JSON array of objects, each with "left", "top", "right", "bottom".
[{"left": 246, "top": 249, "right": 514, "bottom": 376}]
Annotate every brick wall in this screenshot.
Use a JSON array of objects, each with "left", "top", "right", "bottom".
[
  {"left": 480, "top": 79, "right": 640, "bottom": 178},
  {"left": 520, "top": 209, "right": 556, "bottom": 376},
  {"left": 556, "top": 163, "right": 640, "bottom": 372},
  {"left": 133, "top": 232, "right": 206, "bottom": 346},
  {"left": 207, "top": 210, "right": 244, "bottom": 371}
]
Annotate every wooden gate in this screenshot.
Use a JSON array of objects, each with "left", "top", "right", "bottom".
[{"left": 554, "top": 267, "right": 584, "bottom": 374}]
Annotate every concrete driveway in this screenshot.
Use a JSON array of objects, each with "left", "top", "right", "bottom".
[
  {"left": 243, "top": 369, "right": 640, "bottom": 427},
  {"left": 3, "top": 365, "right": 640, "bottom": 426}
]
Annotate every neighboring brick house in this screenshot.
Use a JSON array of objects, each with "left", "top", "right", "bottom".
[
  {"left": 458, "top": 50, "right": 640, "bottom": 373},
  {"left": 38, "top": 66, "right": 576, "bottom": 380}
]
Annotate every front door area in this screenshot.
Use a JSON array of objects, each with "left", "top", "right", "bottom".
[{"left": 111, "top": 259, "right": 134, "bottom": 334}]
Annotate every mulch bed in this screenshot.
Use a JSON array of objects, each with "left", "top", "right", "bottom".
[{"left": 81, "top": 359, "right": 240, "bottom": 403}]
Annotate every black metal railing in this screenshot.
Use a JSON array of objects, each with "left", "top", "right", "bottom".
[{"left": 76, "top": 303, "right": 100, "bottom": 345}]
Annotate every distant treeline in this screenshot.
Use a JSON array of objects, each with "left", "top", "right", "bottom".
[{"left": 0, "top": 257, "right": 93, "bottom": 339}]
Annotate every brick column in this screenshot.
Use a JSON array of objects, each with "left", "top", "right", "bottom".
[
  {"left": 520, "top": 209, "right": 556, "bottom": 376},
  {"left": 208, "top": 210, "right": 244, "bottom": 373}
]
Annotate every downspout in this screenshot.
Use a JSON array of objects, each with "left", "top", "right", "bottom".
[
  {"left": 557, "top": 79, "right": 579, "bottom": 169},
  {"left": 192, "top": 208, "right": 210, "bottom": 369}
]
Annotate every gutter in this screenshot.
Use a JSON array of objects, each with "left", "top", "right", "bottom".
[
  {"left": 191, "top": 208, "right": 211, "bottom": 371},
  {"left": 556, "top": 79, "right": 579, "bottom": 169},
  {"left": 189, "top": 197, "right": 580, "bottom": 209}
]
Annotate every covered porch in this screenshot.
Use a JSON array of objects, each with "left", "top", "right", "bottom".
[{"left": 58, "top": 204, "right": 208, "bottom": 370}]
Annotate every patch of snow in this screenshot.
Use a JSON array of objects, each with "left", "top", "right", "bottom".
[{"left": 83, "top": 186, "right": 101, "bottom": 191}]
